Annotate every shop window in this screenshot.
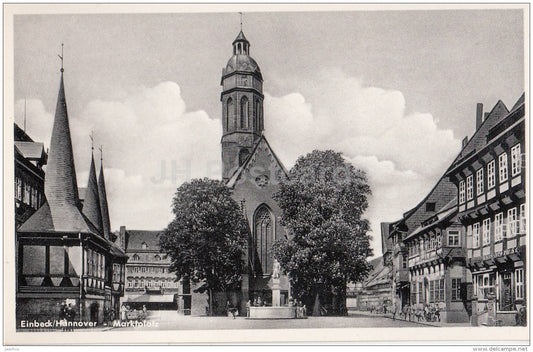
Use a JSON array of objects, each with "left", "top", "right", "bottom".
[
  {"left": 447, "top": 230, "right": 460, "bottom": 247},
  {"left": 451, "top": 278, "right": 462, "bottom": 301},
  {"left": 487, "top": 160, "right": 495, "bottom": 189},
  {"left": 499, "top": 153, "right": 508, "bottom": 183},
  {"left": 511, "top": 143, "right": 521, "bottom": 177},
  {"left": 477, "top": 273, "right": 495, "bottom": 299}
]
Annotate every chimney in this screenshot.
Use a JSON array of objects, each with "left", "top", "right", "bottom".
[
  {"left": 119, "top": 225, "right": 126, "bottom": 250},
  {"left": 462, "top": 136, "right": 469, "bottom": 149},
  {"left": 476, "top": 103, "right": 483, "bottom": 130}
]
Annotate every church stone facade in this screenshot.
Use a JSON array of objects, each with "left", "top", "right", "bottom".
[{"left": 221, "top": 31, "right": 291, "bottom": 311}]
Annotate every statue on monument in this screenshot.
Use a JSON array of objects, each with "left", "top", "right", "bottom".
[{"left": 273, "top": 259, "right": 281, "bottom": 279}]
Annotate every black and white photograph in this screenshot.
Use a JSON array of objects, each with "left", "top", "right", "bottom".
[{"left": 4, "top": 3, "right": 529, "bottom": 346}]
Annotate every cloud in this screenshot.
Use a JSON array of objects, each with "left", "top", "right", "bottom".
[
  {"left": 264, "top": 68, "right": 461, "bottom": 256},
  {"left": 19, "top": 71, "right": 461, "bottom": 256},
  {"left": 14, "top": 98, "right": 54, "bottom": 148}
]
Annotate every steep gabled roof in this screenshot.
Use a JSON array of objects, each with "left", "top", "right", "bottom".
[
  {"left": 14, "top": 141, "right": 46, "bottom": 161},
  {"left": 124, "top": 230, "right": 163, "bottom": 252},
  {"left": 449, "top": 100, "right": 509, "bottom": 169},
  {"left": 226, "top": 135, "right": 289, "bottom": 188}
]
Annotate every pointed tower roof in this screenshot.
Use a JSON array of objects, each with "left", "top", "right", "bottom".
[
  {"left": 45, "top": 71, "right": 80, "bottom": 207},
  {"left": 19, "top": 69, "right": 100, "bottom": 235},
  {"left": 82, "top": 152, "right": 103, "bottom": 233},
  {"left": 98, "top": 157, "right": 112, "bottom": 239},
  {"left": 232, "top": 30, "right": 249, "bottom": 44}
]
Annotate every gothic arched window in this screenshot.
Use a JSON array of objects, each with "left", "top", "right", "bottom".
[
  {"left": 226, "top": 98, "right": 233, "bottom": 131},
  {"left": 240, "top": 96, "right": 249, "bottom": 129},
  {"left": 239, "top": 148, "right": 250, "bottom": 166},
  {"left": 254, "top": 205, "right": 274, "bottom": 275}
]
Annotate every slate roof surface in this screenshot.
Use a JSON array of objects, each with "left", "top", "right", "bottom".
[
  {"left": 14, "top": 141, "right": 46, "bottom": 160},
  {"left": 125, "top": 230, "right": 163, "bottom": 251}
]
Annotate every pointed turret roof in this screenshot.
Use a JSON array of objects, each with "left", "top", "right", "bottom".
[
  {"left": 82, "top": 152, "right": 103, "bottom": 233},
  {"left": 45, "top": 71, "right": 80, "bottom": 207},
  {"left": 232, "top": 30, "right": 249, "bottom": 44},
  {"left": 98, "top": 161, "right": 112, "bottom": 239},
  {"left": 19, "top": 70, "right": 100, "bottom": 235}
]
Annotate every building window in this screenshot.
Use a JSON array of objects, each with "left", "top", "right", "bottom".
[
  {"left": 402, "top": 255, "right": 408, "bottom": 269},
  {"left": 487, "top": 160, "right": 496, "bottom": 189},
  {"left": 418, "top": 282, "right": 424, "bottom": 304},
  {"left": 24, "top": 183, "right": 31, "bottom": 204},
  {"left": 254, "top": 205, "right": 274, "bottom": 275},
  {"left": 482, "top": 219, "right": 491, "bottom": 246},
  {"left": 508, "top": 207, "right": 518, "bottom": 237},
  {"left": 466, "top": 175, "right": 474, "bottom": 200},
  {"left": 459, "top": 180, "right": 466, "bottom": 204},
  {"left": 511, "top": 143, "right": 521, "bottom": 177},
  {"left": 476, "top": 168, "right": 484, "bottom": 195},
  {"left": 515, "top": 268, "right": 524, "bottom": 300},
  {"left": 15, "top": 177, "right": 22, "bottom": 201},
  {"left": 451, "top": 278, "right": 462, "bottom": 301},
  {"left": 240, "top": 96, "right": 249, "bottom": 129},
  {"left": 477, "top": 273, "right": 495, "bottom": 299},
  {"left": 447, "top": 230, "right": 460, "bottom": 247},
  {"left": 411, "top": 282, "right": 417, "bottom": 305},
  {"left": 473, "top": 223, "right": 480, "bottom": 248},
  {"left": 132, "top": 254, "right": 140, "bottom": 261},
  {"left": 494, "top": 213, "right": 504, "bottom": 241},
  {"left": 499, "top": 153, "right": 508, "bottom": 183},
  {"left": 425, "top": 202, "right": 436, "bottom": 212},
  {"left": 141, "top": 242, "right": 147, "bottom": 250},
  {"left": 429, "top": 279, "right": 445, "bottom": 303},
  {"left": 520, "top": 203, "right": 526, "bottom": 234}
]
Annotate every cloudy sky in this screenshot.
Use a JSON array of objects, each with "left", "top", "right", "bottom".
[{"left": 12, "top": 7, "right": 524, "bottom": 257}]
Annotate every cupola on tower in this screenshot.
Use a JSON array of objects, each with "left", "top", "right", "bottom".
[{"left": 221, "top": 30, "right": 264, "bottom": 180}]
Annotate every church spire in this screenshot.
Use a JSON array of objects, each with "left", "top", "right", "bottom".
[
  {"left": 98, "top": 146, "right": 112, "bottom": 239},
  {"left": 82, "top": 148, "right": 103, "bottom": 233},
  {"left": 44, "top": 58, "right": 80, "bottom": 208}
]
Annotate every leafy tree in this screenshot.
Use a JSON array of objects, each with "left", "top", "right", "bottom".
[
  {"left": 159, "top": 178, "right": 248, "bottom": 315},
  {"left": 272, "top": 150, "right": 373, "bottom": 315}
]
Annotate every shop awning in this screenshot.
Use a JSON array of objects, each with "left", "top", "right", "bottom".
[{"left": 125, "top": 294, "right": 175, "bottom": 303}]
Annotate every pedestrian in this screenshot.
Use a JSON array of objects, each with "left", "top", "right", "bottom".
[
  {"left": 391, "top": 302, "right": 397, "bottom": 320},
  {"left": 142, "top": 305, "right": 147, "bottom": 321},
  {"left": 246, "top": 300, "right": 251, "bottom": 317},
  {"left": 434, "top": 303, "right": 440, "bottom": 322},
  {"left": 121, "top": 303, "right": 127, "bottom": 322}
]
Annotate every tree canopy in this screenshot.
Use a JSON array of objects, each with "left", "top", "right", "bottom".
[
  {"left": 159, "top": 178, "right": 248, "bottom": 314},
  {"left": 272, "top": 150, "right": 373, "bottom": 315}
]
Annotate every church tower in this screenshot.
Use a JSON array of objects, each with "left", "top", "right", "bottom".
[{"left": 221, "top": 30, "right": 264, "bottom": 180}]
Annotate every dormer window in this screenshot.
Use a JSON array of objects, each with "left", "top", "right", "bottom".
[
  {"left": 132, "top": 254, "right": 140, "bottom": 261},
  {"left": 141, "top": 242, "right": 147, "bottom": 250},
  {"left": 154, "top": 255, "right": 161, "bottom": 261}
]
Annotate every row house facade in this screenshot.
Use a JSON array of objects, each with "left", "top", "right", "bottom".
[
  {"left": 16, "top": 67, "right": 127, "bottom": 327},
  {"left": 118, "top": 226, "right": 208, "bottom": 315},
  {"left": 446, "top": 95, "right": 526, "bottom": 326},
  {"left": 384, "top": 171, "right": 458, "bottom": 319},
  {"left": 14, "top": 123, "right": 47, "bottom": 228}
]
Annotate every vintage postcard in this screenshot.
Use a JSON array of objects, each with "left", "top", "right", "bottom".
[{"left": 3, "top": 3, "right": 530, "bottom": 346}]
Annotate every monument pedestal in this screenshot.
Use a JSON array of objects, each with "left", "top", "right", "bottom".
[{"left": 272, "top": 277, "right": 281, "bottom": 307}]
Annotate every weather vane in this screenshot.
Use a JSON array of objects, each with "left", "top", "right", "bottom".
[
  {"left": 239, "top": 12, "right": 243, "bottom": 31},
  {"left": 90, "top": 131, "right": 94, "bottom": 151},
  {"left": 99, "top": 145, "right": 103, "bottom": 162},
  {"left": 58, "top": 43, "right": 64, "bottom": 72}
]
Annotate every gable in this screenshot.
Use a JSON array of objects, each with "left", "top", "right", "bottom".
[{"left": 226, "top": 135, "right": 289, "bottom": 189}]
